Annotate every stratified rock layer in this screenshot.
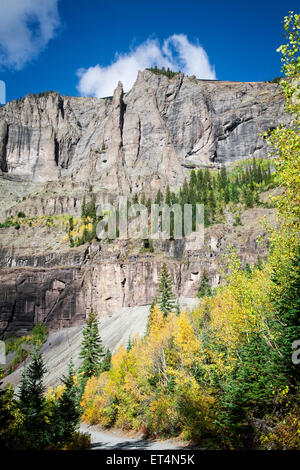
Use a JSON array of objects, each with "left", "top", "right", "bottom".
[
  {"left": 0, "top": 71, "right": 287, "bottom": 196},
  {"left": 0, "top": 71, "right": 286, "bottom": 336},
  {"left": 0, "top": 205, "right": 277, "bottom": 338}
]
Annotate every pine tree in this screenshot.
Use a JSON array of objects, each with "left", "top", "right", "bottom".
[
  {"left": 0, "top": 382, "right": 23, "bottom": 449},
  {"left": 197, "top": 270, "right": 212, "bottom": 298},
  {"left": 79, "top": 310, "right": 104, "bottom": 380},
  {"left": 190, "top": 170, "right": 197, "bottom": 188},
  {"left": 157, "top": 263, "right": 176, "bottom": 317},
  {"left": 86, "top": 194, "right": 97, "bottom": 219},
  {"left": 244, "top": 262, "right": 252, "bottom": 276},
  {"left": 146, "top": 197, "right": 152, "bottom": 214},
  {"left": 127, "top": 337, "right": 133, "bottom": 352},
  {"left": 49, "top": 359, "right": 82, "bottom": 446},
  {"left": 100, "top": 349, "right": 112, "bottom": 372},
  {"left": 57, "top": 359, "right": 82, "bottom": 439},
  {"left": 155, "top": 189, "right": 163, "bottom": 205},
  {"left": 165, "top": 185, "right": 172, "bottom": 206},
  {"left": 17, "top": 346, "right": 48, "bottom": 449},
  {"left": 18, "top": 346, "right": 46, "bottom": 414},
  {"left": 219, "top": 166, "right": 227, "bottom": 190},
  {"left": 81, "top": 195, "right": 86, "bottom": 219}
]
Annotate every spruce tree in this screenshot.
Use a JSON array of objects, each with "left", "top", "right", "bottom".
[
  {"left": 18, "top": 346, "right": 46, "bottom": 415},
  {"left": 79, "top": 309, "right": 104, "bottom": 380},
  {"left": 127, "top": 337, "right": 133, "bottom": 352},
  {"left": 157, "top": 263, "right": 176, "bottom": 317},
  {"left": 197, "top": 270, "right": 212, "bottom": 298},
  {"left": 17, "top": 346, "right": 48, "bottom": 448},
  {"left": 0, "top": 383, "right": 22, "bottom": 449},
  {"left": 99, "top": 349, "right": 112, "bottom": 372},
  {"left": 165, "top": 185, "right": 172, "bottom": 206},
  {"left": 50, "top": 359, "right": 82, "bottom": 446},
  {"left": 155, "top": 189, "right": 163, "bottom": 205}
]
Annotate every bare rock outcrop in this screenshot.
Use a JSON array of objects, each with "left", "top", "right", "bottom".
[
  {"left": 0, "top": 71, "right": 286, "bottom": 337},
  {"left": 0, "top": 71, "right": 287, "bottom": 198},
  {"left": 0, "top": 206, "right": 276, "bottom": 338}
]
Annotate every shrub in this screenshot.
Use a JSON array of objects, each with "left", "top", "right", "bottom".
[{"left": 62, "top": 431, "right": 91, "bottom": 450}]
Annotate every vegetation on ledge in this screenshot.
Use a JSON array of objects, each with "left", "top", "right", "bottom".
[{"left": 146, "top": 66, "right": 179, "bottom": 79}]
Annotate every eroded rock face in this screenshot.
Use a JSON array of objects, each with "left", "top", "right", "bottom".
[
  {"left": 0, "top": 71, "right": 287, "bottom": 196},
  {"left": 0, "top": 71, "right": 286, "bottom": 337},
  {"left": 0, "top": 207, "right": 276, "bottom": 338}
]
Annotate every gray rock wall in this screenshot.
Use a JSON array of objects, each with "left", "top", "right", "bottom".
[
  {"left": 0, "top": 71, "right": 287, "bottom": 197},
  {"left": 0, "top": 207, "right": 275, "bottom": 338}
]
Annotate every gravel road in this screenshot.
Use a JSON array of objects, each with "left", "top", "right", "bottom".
[{"left": 80, "top": 423, "right": 189, "bottom": 450}]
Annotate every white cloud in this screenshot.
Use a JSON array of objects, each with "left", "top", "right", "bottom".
[
  {"left": 0, "top": 0, "right": 60, "bottom": 70},
  {"left": 77, "top": 34, "right": 216, "bottom": 98}
]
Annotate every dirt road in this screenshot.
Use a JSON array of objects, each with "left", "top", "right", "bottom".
[{"left": 80, "top": 423, "right": 190, "bottom": 450}]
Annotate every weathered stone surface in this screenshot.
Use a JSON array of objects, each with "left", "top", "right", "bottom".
[
  {"left": 0, "top": 71, "right": 287, "bottom": 197},
  {"left": 0, "top": 205, "right": 276, "bottom": 338},
  {"left": 0, "top": 71, "right": 286, "bottom": 337}
]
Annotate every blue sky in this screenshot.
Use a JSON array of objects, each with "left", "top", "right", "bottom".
[{"left": 0, "top": 0, "right": 298, "bottom": 102}]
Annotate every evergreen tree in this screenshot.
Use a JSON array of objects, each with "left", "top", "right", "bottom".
[
  {"left": 86, "top": 194, "right": 97, "bottom": 219},
  {"left": 244, "top": 262, "right": 252, "bottom": 276},
  {"left": 190, "top": 170, "right": 197, "bottom": 188},
  {"left": 219, "top": 166, "right": 227, "bottom": 190},
  {"left": 157, "top": 263, "right": 176, "bottom": 317},
  {"left": 49, "top": 359, "right": 82, "bottom": 446},
  {"left": 146, "top": 197, "right": 152, "bottom": 214},
  {"left": 155, "top": 189, "right": 163, "bottom": 205},
  {"left": 18, "top": 346, "right": 46, "bottom": 415},
  {"left": 165, "top": 185, "right": 172, "bottom": 206},
  {"left": 79, "top": 310, "right": 104, "bottom": 380},
  {"left": 197, "top": 270, "right": 212, "bottom": 298},
  {"left": 81, "top": 195, "right": 86, "bottom": 219},
  {"left": 0, "top": 383, "right": 23, "bottom": 449},
  {"left": 100, "top": 349, "right": 112, "bottom": 372},
  {"left": 17, "top": 346, "right": 49, "bottom": 448},
  {"left": 127, "top": 337, "right": 133, "bottom": 352}
]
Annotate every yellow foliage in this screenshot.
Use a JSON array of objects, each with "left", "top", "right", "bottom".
[{"left": 80, "top": 307, "right": 215, "bottom": 438}]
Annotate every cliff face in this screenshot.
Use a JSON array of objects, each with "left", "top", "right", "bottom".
[
  {"left": 0, "top": 205, "right": 277, "bottom": 338},
  {"left": 0, "top": 71, "right": 286, "bottom": 337},
  {"left": 0, "top": 71, "right": 286, "bottom": 194}
]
